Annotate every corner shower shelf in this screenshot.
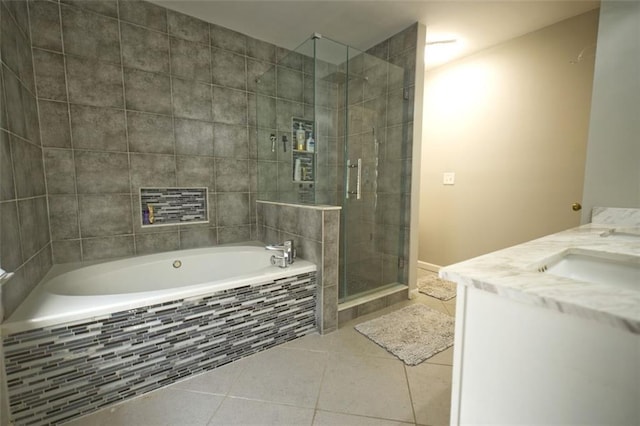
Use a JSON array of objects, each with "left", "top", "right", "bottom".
[{"left": 292, "top": 118, "right": 315, "bottom": 183}]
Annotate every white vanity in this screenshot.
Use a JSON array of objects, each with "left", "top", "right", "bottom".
[{"left": 441, "top": 207, "right": 640, "bottom": 425}]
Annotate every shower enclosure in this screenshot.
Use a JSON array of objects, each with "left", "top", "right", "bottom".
[{"left": 256, "top": 34, "right": 410, "bottom": 303}]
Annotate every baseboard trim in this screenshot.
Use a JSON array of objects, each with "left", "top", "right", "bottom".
[{"left": 418, "top": 261, "right": 441, "bottom": 272}]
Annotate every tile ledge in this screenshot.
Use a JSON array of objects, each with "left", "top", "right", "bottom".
[
  {"left": 338, "top": 283, "right": 408, "bottom": 311},
  {"left": 257, "top": 200, "right": 341, "bottom": 211}
]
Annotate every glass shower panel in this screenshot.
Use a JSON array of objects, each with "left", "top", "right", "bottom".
[
  {"left": 256, "top": 38, "right": 317, "bottom": 203},
  {"left": 339, "top": 48, "right": 409, "bottom": 301},
  {"left": 313, "top": 38, "right": 346, "bottom": 206},
  {"left": 255, "top": 34, "right": 409, "bottom": 303}
]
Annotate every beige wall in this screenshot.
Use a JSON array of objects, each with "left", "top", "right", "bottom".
[
  {"left": 419, "top": 10, "right": 599, "bottom": 267},
  {"left": 581, "top": 0, "right": 640, "bottom": 222}
]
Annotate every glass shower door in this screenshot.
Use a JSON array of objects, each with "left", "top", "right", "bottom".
[{"left": 339, "top": 46, "right": 409, "bottom": 302}]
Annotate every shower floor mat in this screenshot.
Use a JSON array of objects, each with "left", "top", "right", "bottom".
[
  {"left": 355, "top": 304, "right": 454, "bottom": 366},
  {"left": 417, "top": 272, "right": 457, "bottom": 301}
]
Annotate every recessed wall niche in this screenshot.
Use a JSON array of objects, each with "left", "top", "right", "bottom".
[
  {"left": 291, "top": 117, "right": 315, "bottom": 183},
  {"left": 140, "top": 188, "right": 209, "bottom": 227}
]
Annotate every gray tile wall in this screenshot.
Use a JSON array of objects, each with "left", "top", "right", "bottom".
[
  {"left": 0, "top": 0, "right": 52, "bottom": 320},
  {"left": 1, "top": 0, "right": 416, "bottom": 325},
  {"left": 27, "top": 0, "right": 283, "bottom": 265},
  {"left": 256, "top": 201, "right": 340, "bottom": 334},
  {"left": 255, "top": 45, "right": 342, "bottom": 205}
]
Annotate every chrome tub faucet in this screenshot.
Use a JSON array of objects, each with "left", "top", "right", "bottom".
[{"left": 265, "top": 240, "right": 296, "bottom": 268}]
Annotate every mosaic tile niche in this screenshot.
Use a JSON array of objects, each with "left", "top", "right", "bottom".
[
  {"left": 140, "top": 187, "right": 208, "bottom": 226},
  {"left": 3, "top": 272, "right": 316, "bottom": 426}
]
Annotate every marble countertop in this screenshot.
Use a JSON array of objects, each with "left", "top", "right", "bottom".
[{"left": 440, "top": 216, "right": 640, "bottom": 334}]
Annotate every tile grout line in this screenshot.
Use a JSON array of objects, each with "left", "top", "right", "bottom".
[
  {"left": 208, "top": 20, "right": 220, "bottom": 247},
  {"left": 24, "top": 1, "right": 54, "bottom": 265},
  {"left": 404, "top": 362, "right": 418, "bottom": 425},
  {"left": 57, "top": 0, "right": 84, "bottom": 263},
  {"left": 165, "top": 5, "right": 182, "bottom": 251},
  {"left": 114, "top": 0, "right": 137, "bottom": 258},
  {"left": 311, "top": 346, "right": 330, "bottom": 424}
]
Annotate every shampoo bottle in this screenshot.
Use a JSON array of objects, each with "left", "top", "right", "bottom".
[
  {"left": 148, "top": 205, "right": 155, "bottom": 224},
  {"left": 306, "top": 135, "right": 315, "bottom": 153},
  {"left": 296, "top": 126, "right": 306, "bottom": 150},
  {"left": 294, "top": 158, "right": 302, "bottom": 181}
]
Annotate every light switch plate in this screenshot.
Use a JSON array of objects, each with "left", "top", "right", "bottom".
[{"left": 443, "top": 172, "right": 455, "bottom": 185}]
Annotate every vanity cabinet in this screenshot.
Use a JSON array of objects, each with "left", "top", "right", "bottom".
[
  {"left": 441, "top": 212, "right": 640, "bottom": 425},
  {"left": 450, "top": 285, "right": 638, "bottom": 424}
]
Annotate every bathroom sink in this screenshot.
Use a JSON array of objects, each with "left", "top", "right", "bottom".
[{"left": 538, "top": 250, "right": 640, "bottom": 292}]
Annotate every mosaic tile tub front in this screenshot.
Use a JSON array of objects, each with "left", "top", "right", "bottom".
[{"left": 3, "top": 272, "right": 316, "bottom": 425}]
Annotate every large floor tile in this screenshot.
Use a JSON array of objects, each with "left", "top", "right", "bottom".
[
  {"left": 227, "top": 347, "right": 327, "bottom": 408},
  {"left": 424, "top": 346, "right": 454, "bottom": 366},
  {"left": 443, "top": 299, "right": 457, "bottom": 316},
  {"left": 281, "top": 331, "right": 334, "bottom": 352},
  {"left": 406, "top": 363, "right": 453, "bottom": 426},
  {"left": 313, "top": 410, "right": 413, "bottom": 425},
  {"left": 208, "top": 397, "right": 314, "bottom": 425},
  {"left": 317, "top": 352, "right": 414, "bottom": 423},
  {"left": 66, "top": 388, "right": 224, "bottom": 426},
  {"left": 330, "top": 326, "right": 398, "bottom": 358},
  {"left": 170, "top": 356, "right": 248, "bottom": 395},
  {"left": 285, "top": 326, "right": 396, "bottom": 359}
]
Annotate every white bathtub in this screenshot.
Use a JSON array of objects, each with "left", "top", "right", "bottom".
[
  {"left": 3, "top": 245, "right": 316, "bottom": 335},
  {"left": 2, "top": 244, "right": 317, "bottom": 425}
]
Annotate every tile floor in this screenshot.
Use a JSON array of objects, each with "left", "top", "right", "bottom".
[{"left": 67, "top": 270, "right": 455, "bottom": 426}]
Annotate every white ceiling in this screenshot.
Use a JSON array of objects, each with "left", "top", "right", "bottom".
[{"left": 152, "top": 0, "right": 599, "bottom": 67}]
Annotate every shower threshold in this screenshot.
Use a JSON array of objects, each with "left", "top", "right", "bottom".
[{"left": 338, "top": 283, "right": 408, "bottom": 325}]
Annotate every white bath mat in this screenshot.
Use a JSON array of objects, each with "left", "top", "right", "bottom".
[
  {"left": 417, "top": 273, "right": 457, "bottom": 301},
  {"left": 355, "top": 304, "right": 454, "bottom": 366}
]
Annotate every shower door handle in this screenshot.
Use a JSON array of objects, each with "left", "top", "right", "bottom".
[
  {"left": 346, "top": 158, "right": 361, "bottom": 200},
  {"left": 355, "top": 158, "right": 361, "bottom": 200},
  {"left": 346, "top": 160, "right": 350, "bottom": 199}
]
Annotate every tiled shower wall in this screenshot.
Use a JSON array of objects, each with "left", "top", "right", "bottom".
[
  {"left": 0, "top": 1, "right": 52, "bottom": 320},
  {"left": 31, "top": 0, "right": 286, "bottom": 268},
  {"left": 255, "top": 50, "right": 341, "bottom": 205}
]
